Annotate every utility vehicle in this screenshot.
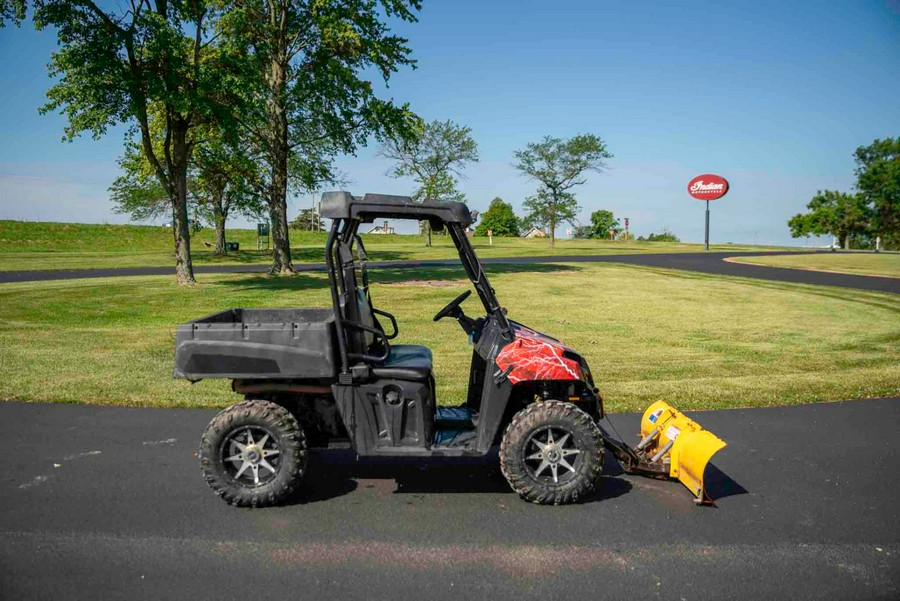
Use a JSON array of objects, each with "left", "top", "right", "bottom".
[{"left": 174, "top": 192, "right": 725, "bottom": 507}]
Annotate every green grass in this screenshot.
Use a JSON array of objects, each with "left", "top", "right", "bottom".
[
  {"left": 727, "top": 253, "right": 900, "bottom": 279},
  {"left": 0, "top": 219, "right": 800, "bottom": 272},
  {"left": 1, "top": 262, "right": 897, "bottom": 412}
]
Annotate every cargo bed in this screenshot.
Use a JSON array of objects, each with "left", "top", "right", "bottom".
[{"left": 173, "top": 308, "right": 337, "bottom": 381}]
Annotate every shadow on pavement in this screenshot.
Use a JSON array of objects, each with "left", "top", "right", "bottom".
[
  {"left": 285, "top": 447, "right": 632, "bottom": 505},
  {"left": 703, "top": 463, "right": 749, "bottom": 503}
]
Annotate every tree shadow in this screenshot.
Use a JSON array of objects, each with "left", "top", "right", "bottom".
[
  {"left": 192, "top": 250, "right": 275, "bottom": 265},
  {"left": 372, "top": 262, "right": 580, "bottom": 284},
  {"left": 216, "top": 263, "right": 581, "bottom": 292},
  {"left": 191, "top": 247, "right": 419, "bottom": 265}
]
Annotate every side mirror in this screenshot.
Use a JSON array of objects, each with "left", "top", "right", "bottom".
[{"left": 429, "top": 218, "right": 445, "bottom": 233}]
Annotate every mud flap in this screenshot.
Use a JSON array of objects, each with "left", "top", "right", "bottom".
[{"left": 639, "top": 401, "right": 727, "bottom": 504}]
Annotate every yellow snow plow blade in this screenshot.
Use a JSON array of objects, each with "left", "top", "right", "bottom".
[{"left": 639, "top": 401, "right": 727, "bottom": 504}]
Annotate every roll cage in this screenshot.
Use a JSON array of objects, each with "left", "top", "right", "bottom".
[{"left": 321, "top": 192, "right": 511, "bottom": 379}]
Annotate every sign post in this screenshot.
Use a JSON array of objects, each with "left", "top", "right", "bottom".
[
  {"left": 257, "top": 223, "right": 270, "bottom": 251},
  {"left": 704, "top": 201, "right": 710, "bottom": 250},
  {"left": 687, "top": 174, "right": 729, "bottom": 251},
  {"left": 487, "top": 229, "right": 493, "bottom": 245}
]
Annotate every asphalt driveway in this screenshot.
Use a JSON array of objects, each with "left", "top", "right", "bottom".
[{"left": 1, "top": 398, "right": 898, "bottom": 600}]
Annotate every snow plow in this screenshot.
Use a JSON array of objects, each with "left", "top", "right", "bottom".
[{"left": 598, "top": 401, "right": 727, "bottom": 504}]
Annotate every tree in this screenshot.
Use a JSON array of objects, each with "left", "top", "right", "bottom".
[
  {"left": 474, "top": 197, "right": 520, "bottom": 237},
  {"left": 290, "top": 208, "right": 325, "bottom": 232},
  {"left": 379, "top": 119, "right": 479, "bottom": 246},
  {"left": 220, "top": 0, "right": 420, "bottom": 274},
  {"left": 521, "top": 189, "right": 579, "bottom": 242},
  {"left": 788, "top": 190, "right": 871, "bottom": 249},
  {"left": 513, "top": 134, "right": 612, "bottom": 247},
  {"left": 191, "top": 131, "right": 265, "bottom": 254},
  {"left": 110, "top": 115, "right": 264, "bottom": 255},
  {"left": 588, "top": 209, "right": 619, "bottom": 239},
  {"left": 110, "top": 143, "right": 172, "bottom": 222},
  {"left": 3, "top": 1, "right": 237, "bottom": 284},
  {"left": 571, "top": 225, "right": 591, "bottom": 239},
  {"left": 855, "top": 137, "right": 899, "bottom": 249}
]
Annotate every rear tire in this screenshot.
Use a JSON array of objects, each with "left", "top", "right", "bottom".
[
  {"left": 500, "top": 400, "right": 604, "bottom": 505},
  {"left": 200, "top": 400, "right": 307, "bottom": 507}
]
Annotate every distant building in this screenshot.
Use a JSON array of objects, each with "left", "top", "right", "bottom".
[
  {"left": 367, "top": 220, "right": 395, "bottom": 235},
  {"left": 522, "top": 226, "right": 547, "bottom": 238}
]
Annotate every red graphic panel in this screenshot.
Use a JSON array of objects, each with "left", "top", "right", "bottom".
[{"left": 496, "top": 324, "right": 583, "bottom": 384}]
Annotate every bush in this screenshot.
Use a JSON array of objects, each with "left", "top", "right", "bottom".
[{"left": 639, "top": 229, "right": 680, "bottom": 242}]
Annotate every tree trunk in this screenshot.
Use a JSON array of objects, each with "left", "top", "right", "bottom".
[
  {"left": 171, "top": 122, "right": 195, "bottom": 285},
  {"left": 269, "top": 199, "right": 293, "bottom": 274},
  {"left": 213, "top": 200, "right": 227, "bottom": 255},
  {"left": 266, "top": 54, "right": 294, "bottom": 275},
  {"left": 423, "top": 220, "right": 432, "bottom": 247},
  {"left": 843, "top": 235, "right": 850, "bottom": 250},
  {"left": 548, "top": 215, "right": 556, "bottom": 249}
]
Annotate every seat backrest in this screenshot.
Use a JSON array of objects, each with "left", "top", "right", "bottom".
[
  {"left": 337, "top": 241, "right": 380, "bottom": 357},
  {"left": 356, "top": 288, "right": 376, "bottom": 348}
]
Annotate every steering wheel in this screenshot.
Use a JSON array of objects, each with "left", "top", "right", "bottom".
[{"left": 433, "top": 290, "right": 472, "bottom": 322}]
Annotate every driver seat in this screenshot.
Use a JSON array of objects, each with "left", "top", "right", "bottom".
[
  {"left": 354, "top": 289, "right": 433, "bottom": 381},
  {"left": 373, "top": 344, "right": 433, "bottom": 381}
]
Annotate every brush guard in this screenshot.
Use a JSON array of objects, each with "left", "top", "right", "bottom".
[{"left": 598, "top": 401, "right": 727, "bottom": 504}]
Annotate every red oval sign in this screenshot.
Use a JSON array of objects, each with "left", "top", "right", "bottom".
[{"left": 687, "top": 174, "right": 729, "bottom": 201}]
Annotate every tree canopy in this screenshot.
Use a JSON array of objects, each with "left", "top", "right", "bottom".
[
  {"left": 474, "top": 198, "right": 521, "bottom": 237},
  {"left": 290, "top": 208, "right": 325, "bottom": 232},
  {"left": 3, "top": 0, "right": 242, "bottom": 283},
  {"left": 221, "top": 0, "right": 421, "bottom": 273},
  {"left": 521, "top": 189, "right": 579, "bottom": 242},
  {"left": 514, "top": 134, "right": 612, "bottom": 247},
  {"left": 788, "top": 137, "right": 898, "bottom": 250},
  {"left": 788, "top": 190, "right": 871, "bottom": 249},
  {"left": 2, "top": 0, "right": 422, "bottom": 278},
  {"left": 379, "top": 119, "right": 479, "bottom": 245},
  {"left": 854, "top": 137, "right": 899, "bottom": 248},
  {"left": 588, "top": 209, "right": 619, "bottom": 239}
]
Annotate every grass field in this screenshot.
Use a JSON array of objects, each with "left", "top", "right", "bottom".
[
  {"left": 0, "top": 219, "right": 798, "bottom": 272},
  {"left": 728, "top": 253, "right": 900, "bottom": 279},
  {"left": 1, "top": 262, "right": 897, "bottom": 412}
]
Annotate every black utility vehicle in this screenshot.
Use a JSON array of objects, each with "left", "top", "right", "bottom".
[{"left": 174, "top": 192, "right": 724, "bottom": 507}]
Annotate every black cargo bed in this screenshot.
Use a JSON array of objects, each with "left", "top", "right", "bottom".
[{"left": 173, "top": 308, "right": 337, "bottom": 381}]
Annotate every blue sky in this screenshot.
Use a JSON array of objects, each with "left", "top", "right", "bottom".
[{"left": 1, "top": 0, "right": 898, "bottom": 244}]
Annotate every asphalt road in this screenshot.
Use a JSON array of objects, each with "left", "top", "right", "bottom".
[
  {"left": 2, "top": 398, "right": 898, "bottom": 600},
  {"left": 3, "top": 250, "right": 899, "bottom": 293}
]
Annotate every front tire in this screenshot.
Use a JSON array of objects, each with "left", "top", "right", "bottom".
[
  {"left": 500, "top": 400, "right": 604, "bottom": 505},
  {"left": 200, "top": 400, "right": 307, "bottom": 507}
]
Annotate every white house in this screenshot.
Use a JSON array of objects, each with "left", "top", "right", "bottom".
[
  {"left": 522, "top": 226, "right": 547, "bottom": 238},
  {"left": 367, "top": 221, "right": 395, "bottom": 235}
]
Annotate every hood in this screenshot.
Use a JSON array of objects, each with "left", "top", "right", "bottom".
[{"left": 495, "top": 321, "right": 584, "bottom": 384}]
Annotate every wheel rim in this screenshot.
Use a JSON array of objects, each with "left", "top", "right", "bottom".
[
  {"left": 522, "top": 425, "right": 583, "bottom": 485},
  {"left": 220, "top": 426, "right": 282, "bottom": 487}
]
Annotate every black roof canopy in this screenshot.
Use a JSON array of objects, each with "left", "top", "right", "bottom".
[{"left": 320, "top": 191, "right": 472, "bottom": 227}]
